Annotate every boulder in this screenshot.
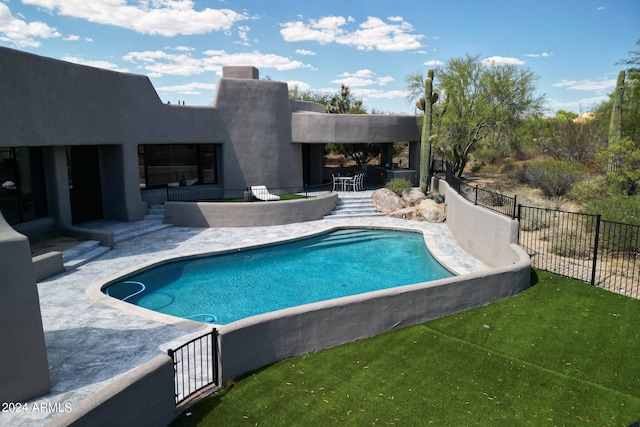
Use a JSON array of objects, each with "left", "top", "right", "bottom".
[
  {"left": 419, "top": 199, "right": 446, "bottom": 223},
  {"left": 389, "top": 207, "right": 419, "bottom": 220},
  {"left": 402, "top": 188, "right": 427, "bottom": 206},
  {"left": 372, "top": 188, "right": 405, "bottom": 213}
]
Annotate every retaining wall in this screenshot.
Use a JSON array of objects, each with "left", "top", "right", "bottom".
[
  {"left": 46, "top": 355, "right": 175, "bottom": 427},
  {"left": 216, "top": 180, "right": 531, "bottom": 379},
  {"left": 164, "top": 193, "right": 338, "bottom": 227}
]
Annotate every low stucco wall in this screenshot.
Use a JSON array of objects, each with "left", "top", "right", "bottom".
[
  {"left": 46, "top": 355, "right": 176, "bottom": 427},
  {"left": 33, "top": 251, "right": 65, "bottom": 282},
  {"left": 435, "top": 179, "right": 520, "bottom": 268},
  {"left": 0, "top": 212, "right": 50, "bottom": 403},
  {"left": 164, "top": 193, "right": 338, "bottom": 227},
  {"left": 214, "top": 181, "right": 530, "bottom": 380},
  {"left": 218, "top": 259, "right": 530, "bottom": 380}
]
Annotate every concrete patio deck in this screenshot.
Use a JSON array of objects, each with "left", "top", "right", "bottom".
[{"left": 2, "top": 210, "right": 488, "bottom": 426}]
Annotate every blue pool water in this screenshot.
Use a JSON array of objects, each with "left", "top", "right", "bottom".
[{"left": 103, "top": 228, "right": 454, "bottom": 324}]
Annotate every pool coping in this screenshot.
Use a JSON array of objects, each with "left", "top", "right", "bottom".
[{"left": 85, "top": 223, "right": 489, "bottom": 329}]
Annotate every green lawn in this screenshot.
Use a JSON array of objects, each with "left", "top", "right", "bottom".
[{"left": 171, "top": 270, "right": 640, "bottom": 426}]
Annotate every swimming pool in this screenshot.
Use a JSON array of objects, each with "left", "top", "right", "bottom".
[{"left": 102, "top": 228, "right": 454, "bottom": 324}]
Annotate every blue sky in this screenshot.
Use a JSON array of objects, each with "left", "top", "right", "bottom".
[{"left": 1, "top": 0, "right": 638, "bottom": 115}]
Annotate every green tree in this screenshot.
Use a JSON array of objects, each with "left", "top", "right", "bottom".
[
  {"left": 404, "top": 70, "right": 425, "bottom": 114},
  {"left": 435, "top": 54, "right": 545, "bottom": 176},
  {"left": 327, "top": 84, "right": 365, "bottom": 114},
  {"left": 538, "top": 111, "right": 605, "bottom": 165},
  {"left": 288, "top": 85, "right": 332, "bottom": 105},
  {"left": 325, "top": 84, "right": 380, "bottom": 166}
]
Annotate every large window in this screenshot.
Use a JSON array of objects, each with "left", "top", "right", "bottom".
[
  {"left": 0, "top": 147, "right": 48, "bottom": 225},
  {"left": 138, "top": 144, "right": 218, "bottom": 189}
]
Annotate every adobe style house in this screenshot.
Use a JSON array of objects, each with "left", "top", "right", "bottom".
[
  {"left": 0, "top": 46, "right": 422, "bottom": 238},
  {"left": 0, "top": 45, "right": 423, "bottom": 402}
]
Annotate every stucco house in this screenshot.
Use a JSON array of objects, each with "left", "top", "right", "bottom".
[{"left": 0, "top": 46, "right": 424, "bottom": 403}]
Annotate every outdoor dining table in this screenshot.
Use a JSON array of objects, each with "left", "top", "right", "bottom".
[{"left": 334, "top": 176, "right": 352, "bottom": 191}]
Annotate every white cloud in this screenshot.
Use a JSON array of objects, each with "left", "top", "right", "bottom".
[
  {"left": 286, "top": 80, "right": 311, "bottom": 91},
  {"left": 21, "top": 0, "right": 249, "bottom": 36},
  {"left": 280, "top": 15, "right": 348, "bottom": 44},
  {"left": 280, "top": 15, "right": 423, "bottom": 52},
  {"left": 62, "top": 56, "right": 129, "bottom": 72},
  {"left": 123, "top": 49, "right": 314, "bottom": 77},
  {"left": 547, "top": 95, "right": 609, "bottom": 113},
  {"left": 523, "top": 52, "right": 551, "bottom": 58},
  {"left": 481, "top": 56, "right": 525, "bottom": 66},
  {"left": 236, "top": 25, "right": 251, "bottom": 46},
  {"left": 332, "top": 69, "right": 394, "bottom": 87},
  {"left": 156, "top": 82, "right": 216, "bottom": 95},
  {"left": 295, "top": 49, "right": 316, "bottom": 56},
  {"left": 64, "top": 34, "right": 80, "bottom": 41},
  {"left": 0, "top": 3, "right": 61, "bottom": 47},
  {"left": 352, "top": 88, "right": 407, "bottom": 100},
  {"left": 553, "top": 78, "right": 616, "bottom": 91},
  {"left": 423, "top": 59, "right": 444, "bottom": 66}
]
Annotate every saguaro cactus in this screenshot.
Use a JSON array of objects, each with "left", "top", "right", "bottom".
[
  {"left": 608, "top": 70, "right": 625, "bottom": 172},
  {"left": 419, "top": 68, "right": 436, "bottom": 193}
]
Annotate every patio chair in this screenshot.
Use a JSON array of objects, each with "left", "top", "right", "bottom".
[
  {"left": 344, "top": 173, "right": 363, "bottom": 192},
  {"left": 332, "top": 174, "right": 344, "bottom": 192},
  {"left": 251, "top": 185, "right": 280, "bottom": 201}
]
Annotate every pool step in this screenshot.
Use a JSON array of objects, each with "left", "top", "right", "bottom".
[
  {"left": 301, "top": 230, "right": 398, "bottom": 250},
  {"left": 324, "top": 194, "right": 385, "bottom": 219}
]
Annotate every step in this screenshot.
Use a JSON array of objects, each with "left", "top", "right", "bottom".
[
  {"left": 61, "top": 240, "right": 102, "bottom": 263},
  {"left": 63, "top": 244, "right": 110, "bottom": 271},
  {"left": 145, "top": 204, "right": 165, "bottom": 220},
  {"left": 114, "top": 222, "right": 173, "bottom": 244}
]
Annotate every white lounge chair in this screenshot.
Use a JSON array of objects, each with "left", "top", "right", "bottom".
[{"left": 250, "top": 185, "right": 280, "bottom": 201}]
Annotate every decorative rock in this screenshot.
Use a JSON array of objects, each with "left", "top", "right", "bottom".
[
  {"left": 389, "top": 207, "right": 418, "bottom": 220},
  {"left": 402, "top": 188, "right": 427, "bottom": 206},
  {"left": 419, "top": 199, "right": 446, "bottom": 223},
  {"left": 372, "top": 188, "right": 405, "bottom": 213}
]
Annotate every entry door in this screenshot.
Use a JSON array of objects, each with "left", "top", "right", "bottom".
[{"left": 69, "top": 146, "right": 103, "bottom": 224}]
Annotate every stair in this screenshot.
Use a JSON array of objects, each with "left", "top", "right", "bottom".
[
  {"left": 62, "top": 240, "right": 110, "bottom": 271},
  {"left": 62, "top": 205, "right": 171, "bottom": 271},
  {"left": 145, "top": 204, "right": 165, "bottom": 221},
  {"left": 324, "top": 193, "right": 385, "bottom": 219}
]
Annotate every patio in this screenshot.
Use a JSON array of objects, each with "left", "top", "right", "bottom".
[{"left": 4, "top": 215, "right": 488, "bottom": 426}]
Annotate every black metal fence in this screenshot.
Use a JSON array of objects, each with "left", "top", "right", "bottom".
[
  {"left": 167, "top": 329, "right": 219, "bottom": 407},
  {"left": 167, "top": 183, "right": 331, "bottom": 202},
  {"left": 445, "top": 163, "right": 517, "bottom": 218},
  {"left": 444, "top": 163, "right": 639, "bottom": 299}
]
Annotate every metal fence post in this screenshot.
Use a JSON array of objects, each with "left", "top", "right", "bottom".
[
  {"left": 512, "top": 195, "right": 517, "bottom": 220},
  {"left": 474, "top": 185, "right": 478, "bottom": 205},
  {"left": 591, "top": 214, "right": 601, "bottom": 286}
]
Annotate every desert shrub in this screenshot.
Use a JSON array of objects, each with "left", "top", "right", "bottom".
[
  {"left": 500, "top": 162, "right": 527, "bottom": 183},
  {"left": 587, "top": 195, "right": 640, "bottom": 225},
  {"left": 550, "top": 229, "right": 593, "bottom": 259},
  {"left": 477, "top": 185, "right": 510, "bottom": 207},
  {"left": 472, "top": 146, "right": 501, "bottom": 164},
  {"left": 523, "top": 159, "right": 588, "bottom": 198},
  {"left": 426, "top": 193, "right": 445, "bottom": 204},
  {"left": 385, "top": 178, "right": 412, "bottom": 196},
  {"left": 469, "top": 161, "right": 486, "bottom": 173}
]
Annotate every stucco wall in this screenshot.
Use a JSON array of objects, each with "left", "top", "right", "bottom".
[
  {"left": 46, "top": 355, "right": 176, "bottom": 427},
  {"left": 215, "top": 188, "right": 530, "bottom": 380},
  {"left": 218, "top": 254, "right": 530, "bottom": 380},
  {"left": 291, "top": 113, "right": 421, "bottom": 143},
  {"left": 436, "top": 179, "right": 521, "bottom": 268},
  {"left": 0, "top": 212, "right": 50, "bottom": 403},
  {"left": 164, "top": 193, "right": 338, "bottom": 227}
]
